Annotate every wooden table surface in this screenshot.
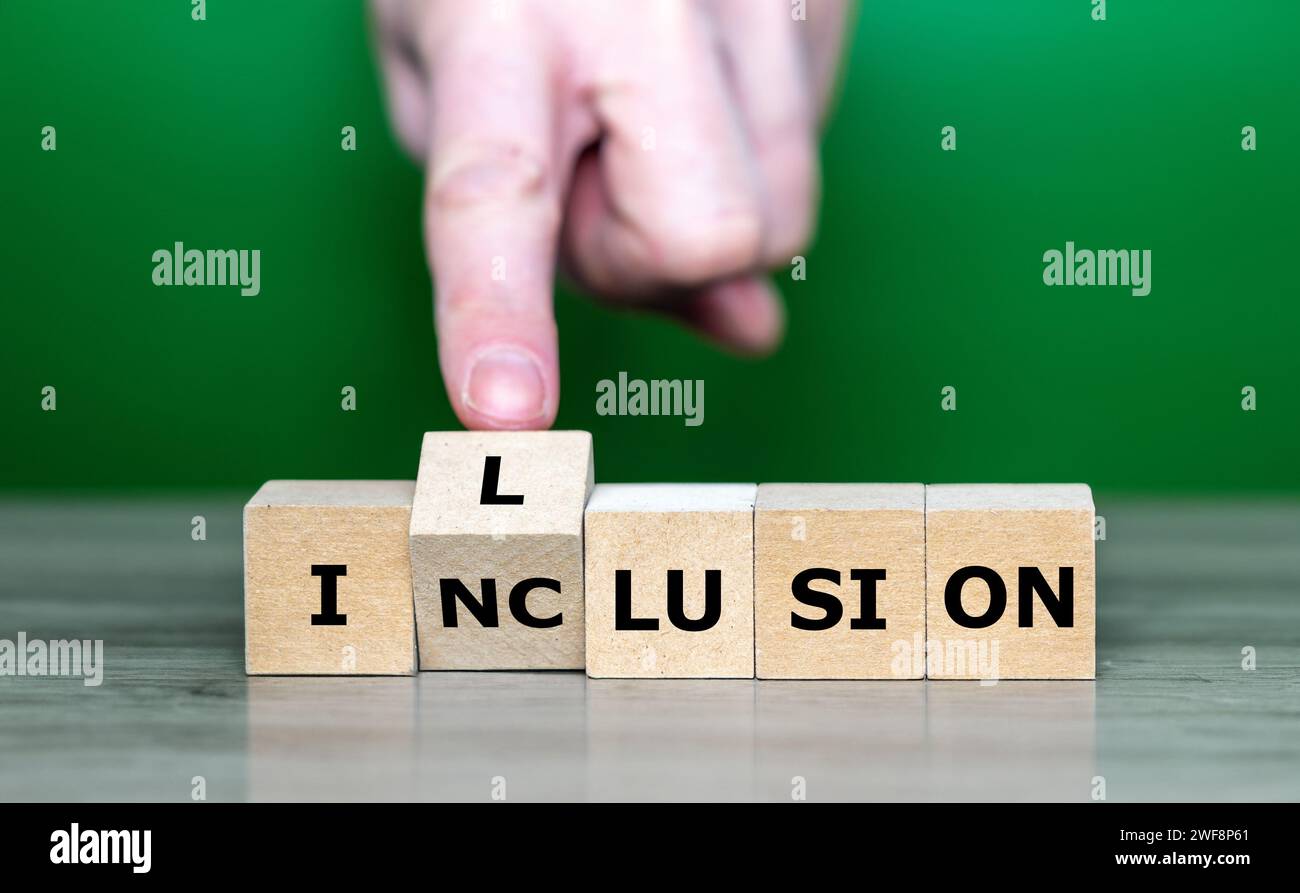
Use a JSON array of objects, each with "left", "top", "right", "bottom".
[{"left": 1, "top": 496, "right": 1296, "bottom": 802}]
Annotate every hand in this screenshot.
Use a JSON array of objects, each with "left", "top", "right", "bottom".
[{"left": 372, "top": 0, "right": 852, "bottom": 428}]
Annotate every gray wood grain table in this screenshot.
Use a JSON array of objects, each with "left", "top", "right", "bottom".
[{"left": 1, "top": 496, "right": 1296, "bottom": 802}]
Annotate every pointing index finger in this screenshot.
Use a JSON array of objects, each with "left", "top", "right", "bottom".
[{"left": 423, "top": 13, "right": 564, "bottom": 429}]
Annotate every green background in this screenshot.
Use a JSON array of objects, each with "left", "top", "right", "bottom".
[{"left": 2, "top": 1, "right": 1296, "bottom": 494}]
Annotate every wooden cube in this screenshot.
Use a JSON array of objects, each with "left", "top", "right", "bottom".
[
  {"left": 755, "top": 483, "right": 925, "bottom": 679},
  {"left": 925, "top": 484, "right": 1095, "bottom": 680},
  {"left": 244, "top": 480, "right": 416, "bottom": 675},
  {"left": 584, "top": 484, "right": 756, "bottom": 678},
  {"left": 408, "top": 431, "right": 593, "bottom": 670}
]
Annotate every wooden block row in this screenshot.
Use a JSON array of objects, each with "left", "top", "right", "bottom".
[{"left": 244, "top": 433, "right": 1094, "bottom": 680}]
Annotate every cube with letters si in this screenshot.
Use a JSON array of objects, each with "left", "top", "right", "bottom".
[{"left": 755, "top": 483, "right": 925, "bottom": 679}]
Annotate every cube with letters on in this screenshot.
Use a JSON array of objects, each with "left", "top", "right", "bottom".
[
  {"left": 755, "top": 483, "right": 925, "bottom": 679},
  {"left": 584, "top": 483, "right": 756, "bottom": 678},
  {"left": 408, "top": 431, "right": 593, "bottom": 670},
  {"left": 925, "top": 484, "right": 1095, "bottom": 680},
  {"left": 244, "top": 480, "right": 416, "bottom": 675}
]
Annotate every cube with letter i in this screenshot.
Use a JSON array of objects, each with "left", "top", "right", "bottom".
[
  {"left": 408, "top": 431, "right": 594, "bottom": 670},
  {"left": 244, "top": 480, "right": 417, "bottom": 675}
]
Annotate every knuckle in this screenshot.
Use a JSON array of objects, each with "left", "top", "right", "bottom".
[
  {"left": 428, "top": 143, "right": 550, "bottom": 210},
  {"left": 758, "top": 136, "right": 820, "bottom": 264},
  {"left": 436, "top": 280, "right": 555, "bottom": 325},
  {"left": 653, "top": 210, "right": 764, "bottom": 284},
  {"left": 763, "top": 196, "right": 815, "bottom": 266}
]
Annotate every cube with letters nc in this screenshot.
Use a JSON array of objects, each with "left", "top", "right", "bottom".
[{"left": 408, "top": 431, "right": 593, "bottom": 670}]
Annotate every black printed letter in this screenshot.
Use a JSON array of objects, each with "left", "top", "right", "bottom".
[
  {"left": 849, "top": 569, "right": 887, "bottom": 629},
  {"left": 614, "top": 570, "right": 659, "bottom": 630},
  {"left": 944, "top": 566, "right": 1006, "bottom": 629},
  {"left": 479, "top": 456, "right": 524, "bottom": 505},
  {"left": 667, "top": 569, "right": 722, "bottom": 632},
  {"left": 311, "top": 564, "right": 348, "bottom": 626},
  {"left": 1018, "top": 567, "right": 1074, "bottom": 628},
  {"left": 439, "top": 578, "right": 500, "bottom": 627},
  {"left": 510, "top": 577, "right": 563, "bottom": 629},
  {"left": 790, "top": 568, "right": 843, "bottom": 631}
]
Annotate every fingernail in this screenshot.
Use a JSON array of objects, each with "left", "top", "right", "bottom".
[{"left": 463, "top": 348, "right": 547, "bottom": 425}]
